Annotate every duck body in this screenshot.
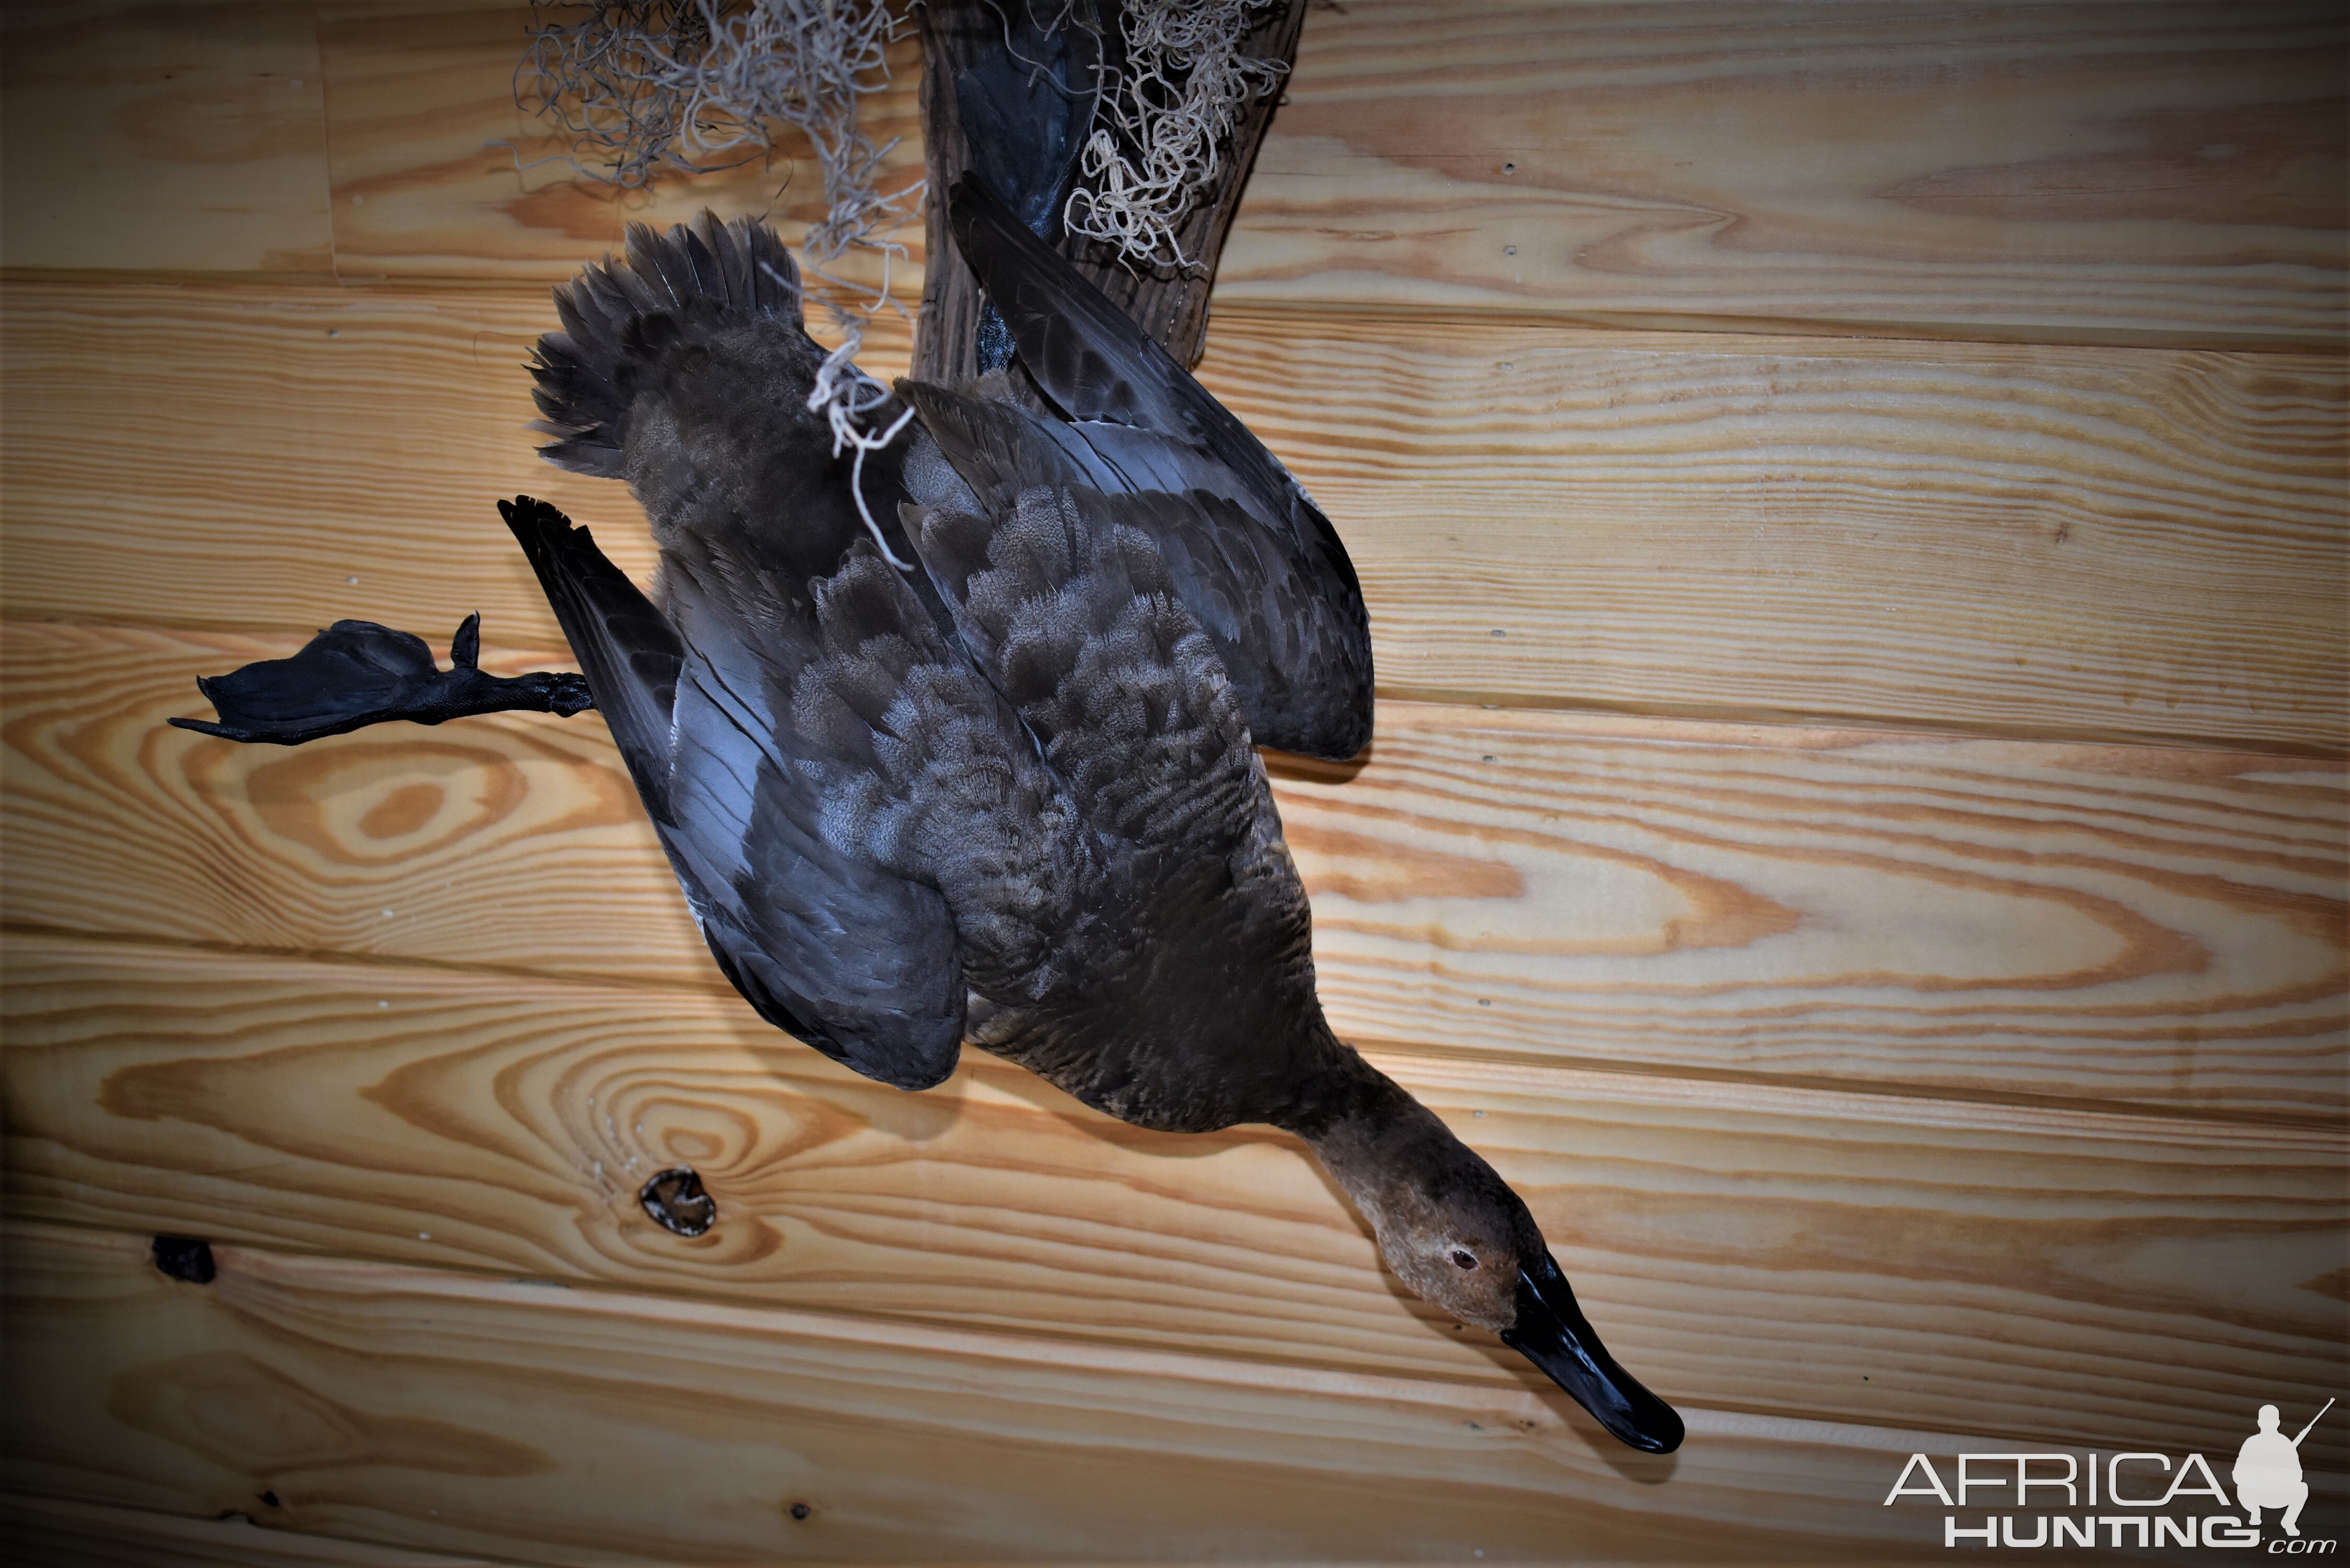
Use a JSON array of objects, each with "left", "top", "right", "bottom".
[
  {"left": 521, "top": 182, "right": 1373, "bottom": 1145},
  {"left": 271, "top": 176, "right": 1681, "bottom": 1455}
]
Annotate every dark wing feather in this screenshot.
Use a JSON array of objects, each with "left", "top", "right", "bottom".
[
  {"left": 501, "top": 497, "right": 682, "bottom": 808},
  {"left": 944, "top": 175, "right": 1372, "bottom": 759},
  {"left": 947, "top": 174, "right": 1278, "bottom": 487},
  {"left": 672, "top": 648, "right": 967, "bottom": 1085},
  {"left": 898, "top": 383, "right": 1262, "bottom": 859},
  {"left": 504, "top": 495, "right": 964, "bottom": 1090},
  {"left": 941, "top": 0, "right": 1101, "bottom": 239}
]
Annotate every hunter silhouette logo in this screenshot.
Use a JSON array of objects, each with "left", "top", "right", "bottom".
[
  {"left": 1883, "top": 1398, "right": 2337, "bottom": 1550},
  {"left": 2238, "top": 1399, "right": 2331, "bottom": 1539}
]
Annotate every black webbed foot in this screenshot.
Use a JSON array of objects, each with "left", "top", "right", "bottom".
[{"left": 170, "top": 614, "right": 594, "bottom": 745}]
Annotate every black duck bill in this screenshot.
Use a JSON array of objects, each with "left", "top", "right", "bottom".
[{"left": 1503, "top": 1251, "right": 1685, "bottom": 1455}]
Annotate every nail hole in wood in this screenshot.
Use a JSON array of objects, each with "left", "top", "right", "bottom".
[
  {"left": 152, "top": 1235, "right": 216, "bottom": 1284},
  {"left": 261, "top": 1491, "right": 282, "bottom": 1508},
  {"left": 639, "top": 1167, "right": 716, "bottom": 1237},
  {"left": 789, "top": 1503, "right": 812, "bottom": 1521}
]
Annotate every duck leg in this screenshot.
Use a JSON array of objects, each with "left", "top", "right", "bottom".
[{"left": 169, "top": 613, "right": 593, "bottom": 745}]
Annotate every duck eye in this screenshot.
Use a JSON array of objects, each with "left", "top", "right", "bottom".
[{"left": 1450, "top": 1249, "right": 1478, "bottom": 1270}]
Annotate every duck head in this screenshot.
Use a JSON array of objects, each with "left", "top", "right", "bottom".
[{"left": 1298, "top": 1065, "right": 1685, "bottom": 1455}]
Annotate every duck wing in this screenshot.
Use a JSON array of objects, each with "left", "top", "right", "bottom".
[
  {"left": 498, "top": 500, "right": 678, "bottom": 795},
  {"left": 655, "top": 532, "right": 970, "bottom": 1091},
  {"left": 523, "top": 218, "right": 984, "bottom": 1090},
  {"left": 944, "top": 175, "right": 1373, "bottom": 761},
  {"left": 894, "top": 383, "right": 1264, "bottom": 863},
  {"left": 892, "top": 382, "right": 1334, "bottom": 1132},
  {"left": 505, "top": 495, "right": 967, "bottom": 1092}
]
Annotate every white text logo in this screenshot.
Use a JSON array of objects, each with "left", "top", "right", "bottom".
[{"left": 1881, "top": 1401, "right": 2334, "bottom": 1552}]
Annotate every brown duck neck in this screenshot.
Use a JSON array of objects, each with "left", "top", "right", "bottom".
[{"left": 1275, "top": 1045, "right": 1480, "bottom": 1219}]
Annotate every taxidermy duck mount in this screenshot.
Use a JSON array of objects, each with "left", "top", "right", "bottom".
[{"left": 173, "top": 0, "right": 1683, "bottom": 1455}]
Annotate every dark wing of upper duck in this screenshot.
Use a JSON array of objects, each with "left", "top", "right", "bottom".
[{"left": 937, "top": 175, "right": 1374, "bottom": 763}]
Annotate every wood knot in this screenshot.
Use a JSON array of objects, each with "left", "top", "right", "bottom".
[
  {"left": 638, "top": 1168, "right": 716, "bottom": 1237},
  {"left": 152, "top": 1235, "right": 216, "bottom": 1284}
]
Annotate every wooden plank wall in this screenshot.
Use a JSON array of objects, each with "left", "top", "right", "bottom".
[{"left": 2, "top": 2, "right": 2344, "bottom": 1563}]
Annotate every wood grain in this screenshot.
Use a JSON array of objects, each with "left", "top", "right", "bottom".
[
  {"left": 316, "top": 3, "right": 927, "bottom": 303},
  {"left": 0, "top": 279, "right": 851, "bottom": 656},
  {"left": 6, "top": 8, "right": 2341, "bottom": 1562},
  {"left": 6, "top": 620, "right": 2342, "bottom": 1116},
  {"left": 1196, "top": 315, "right": 2348, "bottom": 751},
  {"left": 6, "top": 1221, "right": 2329, "bottom": 1568},
  {"left": 0, "top": 1, "right": 332, "bottom": 276},
  {"left": 1218, "top": 0, "right": 2350, "bottom": 348},
  {"left": 5, "top": 280, "right": 2341, "bottom": 750},
  {"left": 5, "top": 934, "right": 2342, "bottom": 1462},
  {"left": 0, "top": 1494, "right": 516, "bottom": 1568},
  {"left": 5, "top": 3, "right": 2341, "bottom": 351},
  {"left": 79, "top": 0, "right": 2337, "bottom": 348}
]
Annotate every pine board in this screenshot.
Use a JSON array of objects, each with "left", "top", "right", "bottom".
[
  {"left": 5, "top": 933, "right": 2343, "bottom": 1464},
  {"left": 2, "top": 7, "right": 2340, "bottom": 1560},
  {"left": 316, "top": 3, "right": 927, "bottom": 301},
  {"left": 0, "top": 1, "right": 333, "bottom": 276},
  {"left": 53, "top": 0, "right": 2329, "bottom": 349},
  {"left": 6, "top": 620, "right": 2343, "bottom": 1116},
  {"left": 0, "top": 1220, "right": 2307, "bottom": 1566},
  {"left": 0, "top": 1494, "right": 517, "bottom": 1568},
  {"left": 1220, "top": 0, "right": 2349, "bottom": 348},
  {"left": 4, "top": 282, "right": 2342, "bottom": 751},
  {"left": 1194, "top": 313, "right": 2347, "bottom": 750}
]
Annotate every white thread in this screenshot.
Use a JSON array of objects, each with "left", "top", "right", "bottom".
[
  {"left": 518, "top": 1, "right": 911, "bottom": 211},
  {"left": 809, "top": 336, "right": 920, "bottom": 571},
  {"left": 519, "top": 2, "right": 1282, "bottom": 562},
  {"left": 1062, "top": 0, "right": 1285, "bottom": 270},
  {"left": 528, "top": 5, "right": 927, "bottom": 570},
  {"left": 515, "top": 1, "right": 925, "bottom": 327}
]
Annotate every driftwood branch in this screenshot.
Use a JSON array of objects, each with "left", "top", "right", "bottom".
[{"left": 913, "top": 0, "right": 1307, "bottom": 382}]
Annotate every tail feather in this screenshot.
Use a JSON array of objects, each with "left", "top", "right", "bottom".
[{"left": 528, "top": 213, "right": 803, "bottom": 478}]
